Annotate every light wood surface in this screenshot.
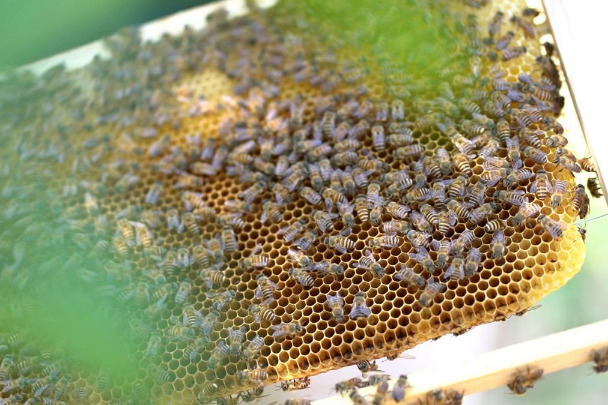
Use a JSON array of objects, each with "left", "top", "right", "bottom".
[{"left": 313, "top": 319, "right": 608, "bottom": 404}]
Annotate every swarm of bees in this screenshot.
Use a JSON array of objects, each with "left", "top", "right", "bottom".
[
  {"left": 506, "top": 365, "right": 544, "bottom": 396},
  {"left": 0, "top": 0, "right": 591, "bottom": 403}
]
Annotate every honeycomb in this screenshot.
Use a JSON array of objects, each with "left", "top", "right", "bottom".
[{"left": 0, "top": 0, "right": 588, "bottom": 404}]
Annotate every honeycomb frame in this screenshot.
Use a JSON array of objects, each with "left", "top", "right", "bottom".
[{"left": 0, "top": 0, "right": 587, "bottom": 404}]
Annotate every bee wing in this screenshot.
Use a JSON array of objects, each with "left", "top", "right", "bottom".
[
  {"left": 529, "top": 180, "right": 538, "bottom": 193},
  {"left": 493, "top": 229, "right": 505, "bottom": 243},
  {"left": 512, "top": 159, "right": 523, "bottom": 169},
  {"left": 449, "top": 211, "right": 458, "bottom": 226},
  {"left": 340, "top": 227, "right": 352, "bottom": 237},
  {"left": 350, "top": 304, "right": 371, "bottom": 319},
  {"left": 546, "top": 180, "right": 554, "bottom": 193},
  {"left": 408, "top": 251, "right": 424, "bottom": 261},
  {"left": 443, "top": 265, "right": 455, "bottom": 280},
  {"left": 334, "top": 244, "right": 348, "bottom": 254}
]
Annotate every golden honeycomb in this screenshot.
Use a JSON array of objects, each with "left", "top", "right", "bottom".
[{"left": 0, "top": 0, "right": 588, "bottom": 404}]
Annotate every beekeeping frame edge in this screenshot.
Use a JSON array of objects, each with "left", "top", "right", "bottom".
[{"left": 312, "top": 318, "right": 608, "bottom": 405}]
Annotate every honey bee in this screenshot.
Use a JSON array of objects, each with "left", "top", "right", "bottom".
[
  {"left": 393, "top": 144, "right": 424, "bottom": 160},
  {"left": 271, "top": 321, "right": 303, "bottom": 340},
  {"left": 391, "top": 374, "right": 410, "bottom": 402},
  {"left": 375, "top": 99, "right": 389, "bottom": 122},
  {"left": 437, "top": 210, "right": 457, "bottom": 235},
  {"left": 587, "top": 177, "right": 603, "bottom": 198},
  {"left": 205, "top": 340, "right": 230, "bottom": 369},
  {"left": 352, "top": 168, "right": 374, "bottom": 189},
  {"left": 387, "top": 132, "right": 414, "bottom": 148},
  {"left": 445, "top": 175, "right": 467, "bottom": 200},
  {"left": 507, "top": 366, "right": 544, "bottom": 396},
  {"left": 322, "top": 188, "right": 347, "bottom": 211},
  {"left": 355, "top": 250, "right": 385, "bottom": 277},
  {"left": 134, "top": 222, "right": 156, "bottom": 250},
  {"left": 481, "top": 167, "right": 509, "bottom": 187},
  {"left": 538, "top": 214, "right": 566, "bottom": 241},
  {"left": 443, "top": 256, "right": 464, "bottom": 280},
  {"left": 81, "top": 191, "right": 100, "bottom": 217},
  {"left": 405, "top": 187, "right": 436, "bottom": 203},
  {"left": 469, "top": 202, "right": 497, "bottom": 224},
  {"left": 143, "top": 333, "right": 162, "bottom": 358},
  {"left": 386, "top": 201, "right": 411, "bottom": 220},
  {"left": 238, "top": 367, "right": 268, "bottom": 387},
  {"left": 208, "top": 289, "right": 236, "bottom": 311},
  {"left": 529, "top": 170, "right": 553, "bottom": 200},
  {"left": 367, "top": 181, "right": 383, "bottom": 206},
  {"left": 239, "top": 181, "right": 266, "bottom": 204},
  {"left": 287, "top": 248, "right": 313, "bottom": 269},
  {"left": 349, "top": 291, "right": 371, "bottom": 319},
  {"left": 294, "top": 228, "right": 318, "bottom": 250},
  {"left": 325, "top": 232, "right": 356, "bottom": 254},
  {"left": 428, "top": 239, "right": 450, "bottom": 269},
  {"left": 181, "top": 212, "right": 200, "bottom": 237},
  {"left": 502, "top": 45, "right": 526, "bottom": 61},
  {"left": 278, "top": 219, "right": 307, "bottom": 242},
  {"left": 260, "top": 200, "right": 283, "bottom": 224},
  {"left": 550, "top": 179, "right": 567, "bottom": 208},
  {"left": 241, "top": 244, "right": 269, "bottom": 269},
  {"left": 520, "top": 129, "right": 544, "bottom": 149},
  {"left": 419, "top": 279, "right": 447, "bottom": 307},
  {"left": 572, "top": 184, "right": 590, "bottom": 219},
  {"left": 409, "top": 210, "right": 432, "bottom": 233},
  {"left": 326, "top": 293, "right": 345, "bottom": 322},
  {"left": 313, "top": 209, "right": 339, "bottom": 232},
  {"left": 332, "top": 151, "right": 359, "bottom": 167},
  {"left": 370, "top": 234, "right": 403, "bottom": 249},
  {"left": 339, "top": 169, "right": 357, "bottom": 196},
  {"left": 553, "top": 155, "right": 581, "bottom": 173},
  {"left": 511, "top": 15, "right": 536, "bottom": 38},
  {"left": 117, "top": 218, "right": 135, "bottom": 244},
  {"left": 435, "top": 148, "right": 452, "bottom": 175},
  {"left": 255, "top": 274, "right": 278, "bottom": 305},
  {"left": 371, "top": 125, "right": 385, "bottom": 152},
  {"left": 249, "top": 304, "right": 277, "bottom": 324},
  {"left": 423, "top": 155, "right": 442, "bottom": 179},
  {"left": 409, "top": 246, "right": 436, "bottom": 273},
  {"left": 592, "top": 349, "right": 608, "bottom": 373},
  {"left": 357, "top": 359, "right": 380, "bottom": 375},
  {"left": 227, "top": 326, "right": 247, "bottom": 357},
  {"left": 504, "top": 136, "right": 522, "bottom": 169},
  {"left": 335, "top": 378, "right": 367, "bottom": 395},
  {"left": 390, "top": 99, "right": 405, "bottom": 121},
  {"left": 371, "top": 381, "right": 389, "bottom": 405},
  {"left": 349, "top": 389, "right": 371, "bottom": 405},
  {"left": 280, "top": 377, "right": 311, "bottom": 391},
  {"left": 312, "top": 262, "right": 345, "bottom": 277},
  {"left": 355, "top": 194, "right": 370, "bottom": 223},
  {"left": 494, "top": 189, "right": 526, "bottom": 206},
  {"left": 334, "top": 202, "right": 356, "bottom": 228},
  {"left": 289, "top": 267, "right": 314, "bottom": 287},
  {"left": 545, "top": 134, "right": 568, "bottom": 148},
  {"left": 308, "top": 163, "right": 324, "bottom": 191},
  {"left": 490, "top": 229, "right": 507, "bottom": 260},
  {"left": 579, "top": 157, "right": 596, "bottom": 173},
  {"left": 369, "top": 201, "right": 384, "bottom": 226},
  {"left": 395, "top": 265, "right": 425, "bottom": 288},
  {"left": 521, "top": 145, "right": 548, "bottom": 164},
  {"left": 450, "top": 229, "right": 475, "bottom": 256},
  {"left": 174, "top": 280, "right": 192, "bottom": 305},
  {"left": 511, "top": 199, "right": 541, "bottom": 226}
]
